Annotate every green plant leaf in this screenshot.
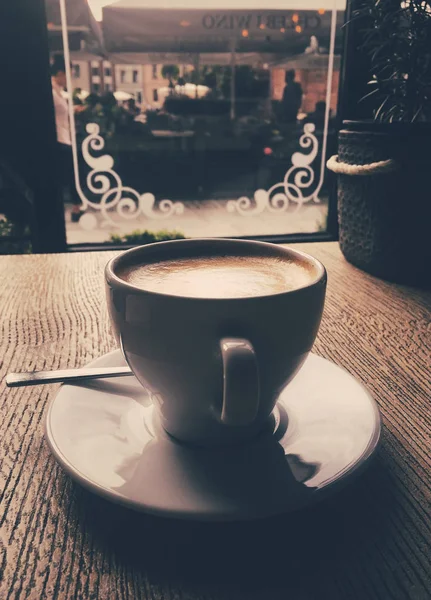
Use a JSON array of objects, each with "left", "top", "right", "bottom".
[
  {"left": 108, "top": 229, "right": 186, "bottom": 245},
  {"left": 353, "top": 0, "right": 431, "bottom": 122}
]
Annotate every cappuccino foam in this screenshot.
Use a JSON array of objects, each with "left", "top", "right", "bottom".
[{"left": 119, "top": 255, "right": 312, "bottom": 298}]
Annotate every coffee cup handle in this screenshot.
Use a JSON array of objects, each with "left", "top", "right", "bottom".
[{"left": 220, "top": 338, "right": 259, "bottom": 427}]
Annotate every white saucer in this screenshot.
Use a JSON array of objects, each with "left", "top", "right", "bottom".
[{"left": 45, "top": 350, "right": 381, "bottom": 521}]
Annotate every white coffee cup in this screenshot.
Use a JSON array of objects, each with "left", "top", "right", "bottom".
[{"left": 105, "top": 238, "right": 326, "bottom": 445}]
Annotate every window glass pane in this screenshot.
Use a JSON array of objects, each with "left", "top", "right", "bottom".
[{"left": 49, "top": 0, "right": 345, "bottom": 246}]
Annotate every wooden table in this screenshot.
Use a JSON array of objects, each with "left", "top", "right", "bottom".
[{"left": 1, "top": 242, "right": 430, "bottom": 600}]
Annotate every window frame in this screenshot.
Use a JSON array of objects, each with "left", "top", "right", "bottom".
[
  {"left": 0, "top": 0, "right": 67, "bottom": 253},
  {"left": 0, "top": 0, "right": 347, "bottom": 254}
]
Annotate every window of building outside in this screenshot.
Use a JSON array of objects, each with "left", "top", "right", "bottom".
[
  {"left": 72, "top": 64, "right": 80, "bottom": 79},
  {"left": 46, "top": 1, "right": 344, "bottom": 249},
  {"left": 104, "top": 67, "right": 112, "bottom": 77}
]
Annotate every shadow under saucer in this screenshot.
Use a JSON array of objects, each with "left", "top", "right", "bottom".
[{"left": 45, "top": 350, "right": 381, "bottom": 521}]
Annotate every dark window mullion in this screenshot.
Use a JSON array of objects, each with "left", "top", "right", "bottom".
[{"left": 0, "top": 0, "right": 67, "bottom": 253}]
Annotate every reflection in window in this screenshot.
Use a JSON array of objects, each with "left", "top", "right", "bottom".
[
  {"left": 72, "top": 63, "right": 80, "bottom": 79},
  {"left": 60, "top": 5, "right": 343, "bottom": 246}
]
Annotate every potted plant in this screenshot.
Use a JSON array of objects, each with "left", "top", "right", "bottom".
[{"left": 328, "top": 0, "right": 431, "bottom": 286}]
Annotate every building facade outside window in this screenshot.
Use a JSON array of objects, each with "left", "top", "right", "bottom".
[{"left": 38, "top": 4, "right": 344, "bottom": 249}]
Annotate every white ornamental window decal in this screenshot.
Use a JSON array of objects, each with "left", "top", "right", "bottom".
[
  {"left": 60, "top": 0, "right": 337, "bottom": 230},
  {"left": 227, "top": 122, "right": 321, "bottom": 216},
  {"left": 79, "top": 123, "right": 184, "bottom": 229}
]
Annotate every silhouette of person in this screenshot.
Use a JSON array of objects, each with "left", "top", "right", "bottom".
[
  {"left": 304, "top": 100, "right": 328, "bottom": 128},
  {"left": 282, "top": 69, "right": 303, "bottom": 123},
  {"left": 51, "top": 54, "right": 85, "bottom": 222}
]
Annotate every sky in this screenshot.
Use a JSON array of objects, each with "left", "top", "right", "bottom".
[
  {"left": 89, "top": 0, "right": 117, "bottom": 21},
  {"left": 88, "top": 0, "right": 345, "bottom": 21}
]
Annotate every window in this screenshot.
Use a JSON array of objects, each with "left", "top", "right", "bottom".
[
  {"left": 36, "top": 2, "right": 344, "bottom": 250},
  {"left": 72, "top": 63, "right": 80, "bottom": 79}
]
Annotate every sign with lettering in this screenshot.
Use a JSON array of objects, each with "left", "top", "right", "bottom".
[
  {"left": 103, "top": 8, "right": 344, "bottom": 53},
  {"left": 201, "top": 13, "right": 322, "bottom": 31}
]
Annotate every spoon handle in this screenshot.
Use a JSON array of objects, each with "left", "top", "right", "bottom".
[{"left": 6, "top": 366, "right": 133, "bottom": 388}]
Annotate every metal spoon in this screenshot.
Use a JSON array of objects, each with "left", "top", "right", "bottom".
[{"left": 6, "top": 366, "right": 133, "bottom": 388}]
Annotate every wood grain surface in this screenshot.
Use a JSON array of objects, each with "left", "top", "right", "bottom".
[{"left": 0, "top": 242, "right": 430, "bottom": 600}]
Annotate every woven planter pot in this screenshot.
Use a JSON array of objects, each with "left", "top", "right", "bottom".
[{"left": 331, "top": 121, "right": 431, "bottom": 287}]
